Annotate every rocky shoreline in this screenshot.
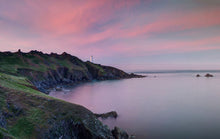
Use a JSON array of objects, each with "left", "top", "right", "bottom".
[{"left": 14, "top": 51, "right": 144, "bottom": 94}]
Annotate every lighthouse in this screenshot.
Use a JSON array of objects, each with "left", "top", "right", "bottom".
[{"left": 90, "top": 56, "right": 93, "bottom": 62}]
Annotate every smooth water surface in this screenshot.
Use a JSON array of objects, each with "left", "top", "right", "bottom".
[{"left": 50, "top": 72, "right": 220, "bottom": 139}]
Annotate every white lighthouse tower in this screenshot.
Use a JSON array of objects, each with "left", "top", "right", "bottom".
[{"left": 90, "top": 56, "right": 93, "bottom": 62}]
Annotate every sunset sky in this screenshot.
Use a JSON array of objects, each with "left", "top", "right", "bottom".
[{"left": 0, "top": 0, "right": 220, "bottom": 71}]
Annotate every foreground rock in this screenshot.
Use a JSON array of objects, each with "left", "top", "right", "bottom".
[
  {"left": 95, "top": 111, "right": 118, "bottom": 119},
  {"left": 112, "top": 127, "right": 129, "bottom": 139},
  {"left": 196, "top": 74, "right": 201, "bottom": 77},
  {"left": 205, "top": 73, "right": 214, "bottom": 77}
]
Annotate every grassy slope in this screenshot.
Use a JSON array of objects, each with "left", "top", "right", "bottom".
[
  {"left": 85, "top": 61, "right": 106, "bottom": 77},
  {"left": 0, "top": 51, "right": 109, "bottom": 85},
  {"left": 0, "top": 51, "right": 87, "bottom": 75},
  {"left": 0, "top": 72, "right": 107, "bottom": 139},
  {"left": 0, "top": 73, "right": 49, "bottom": 138}
]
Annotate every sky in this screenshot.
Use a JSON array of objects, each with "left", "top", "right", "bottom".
[{"left": 0, "top": 0, "right": 220, "bottom": 71}]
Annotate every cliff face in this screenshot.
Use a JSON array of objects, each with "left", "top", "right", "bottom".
[
  {"left": 17, "top": 67, "right": 92, "bottom": 93},
  {"left": 0, "top": 51, "right": 143, "bottom": 93}
]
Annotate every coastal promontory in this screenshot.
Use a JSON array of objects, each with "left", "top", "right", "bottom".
[{"left": 0, "top": 50, "right": 143, "bottom": 139}]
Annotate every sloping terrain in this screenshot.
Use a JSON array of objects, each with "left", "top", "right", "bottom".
[{"left": 0, "top": 73, "right": 114, "bottom": 139}]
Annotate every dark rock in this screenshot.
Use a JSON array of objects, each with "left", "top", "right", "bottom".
[
  {"left": 130, "top": 73, "right": 146, "bottom": 78},
  {"left": 44, "top": 119, "right": 114, "bottom": 139},
  {"left": 129, "top": 135, "right": 135, "bottom": 139},
  {"left": 0, "top": 111, "right": 7, "bottom": 128},
  {"left": 55, "top": 86, "right": 62, "bottom": 91},
  {"left": 205, "top": 73, "right": 213, "bottom": 77},
  {"left": 17, "top": 67, "right": 92, "bottom": 94},
  {"left": 112, "top": 127, "right": 129, "bottom": 139},
  {"left": 196, "top": 74, "right": 201, "bottom": 77},
  {"left": 30, "top": 50, "right": 44, "bottom": 55},
  {"left": 44, "top": 121, "right": 93, "bottom": 139},
  {"left": 95, "top": 111, "right": 118, "bottom": 119}
]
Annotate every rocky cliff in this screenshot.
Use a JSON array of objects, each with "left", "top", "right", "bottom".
[
  {"left": 0, "top": 50, "right": 144, "bottom": 139},
  {"left": 0, "top": 51, "right": 143, "bottom": 93}
]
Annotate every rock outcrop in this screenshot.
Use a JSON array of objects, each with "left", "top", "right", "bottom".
[
  {"left": 95, "top": 111, "right": 118, "bottom": 119},
  {"left": 205, "top": 73, "right": 214, "bottom": 77},
  {"left": 17, "top": 67, "right": 92, "bottom": 93},
  {"left": 112, "top": 127, "right": 129, "bottom": 139}
]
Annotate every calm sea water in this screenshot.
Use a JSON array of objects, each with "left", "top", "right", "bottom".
[{"left": 50, "top": 71, "right": 220, "bottom": 139}]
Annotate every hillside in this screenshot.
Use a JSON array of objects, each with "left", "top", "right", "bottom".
[
  {"left": 0, "top": 50, "right": 144, "bottom": 139},
  {"left": 0, "top": 73, "right": 115, "bottom": 139},
  {"left": 0, "top": 50, "right": 143, "bottom": 93}
]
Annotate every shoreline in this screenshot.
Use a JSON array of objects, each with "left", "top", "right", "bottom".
[{"left": 47, "top": 76, "right": 145, "bottom": 93}]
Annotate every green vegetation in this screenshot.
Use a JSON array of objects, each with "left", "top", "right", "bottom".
[
  {"left": 8, "top": 108, "right": 47, "bottom": 139},
  {"left": 85, "top": 61, "right": 107, "bottom": 77},
  {"left": 9, "top": 118, "right": 34, "bottom": 139},
  {"left": 0, "top": 91, "right": 6, "bottom": 109},
  {"left": 86, "top": 61, "right": 105, "bottom": 73},
  {"left": 0, "top": 51, "right": 88, "bottom": 75},
  {"left": 0, "top": 73, "right": 46, "bottom": 96},
  {"left": 0, "top": 72, "right": 49, "bottom": 139},
  {"left": 0, "top": 69, "right": 104, "bottom": 139},
  {"left": 0, "top": 127, "right": 16, "bottom": 139},
  {"left": 0, "top": 71, "right": 93, "bottom": 139}
]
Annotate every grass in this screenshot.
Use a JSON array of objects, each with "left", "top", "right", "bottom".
[
  {"left": 86, "top": 62, "right": 106, "bottom": 76},
  {"left": 0, "top": 91, "right": 6, "bottom": 109},
  {"left": 3, "top": 88, "right": 98, "bottom": 139},
  {"left": 5, "top": 91, "right": 49, "bottom": 139},
  {"left": 0, "top": 72, "right": 95, "bottom": 138},
  {"left": 0, "top": 127, "right": 16, "bottom": 139},
  {"left": 0, "top": 52, "right": 90, "bottom": 75},
  {"left": 9, "top": 118, "right": 34, "bottom": 139},
  {"left": 0, "top": 73, "right": 45, "bottom": 96},
  {"left": 0, "top": 73, "right": 49, "bottom": 139},
  {"left": 27, "top": 108, "right": 46, "bottom": 127}
]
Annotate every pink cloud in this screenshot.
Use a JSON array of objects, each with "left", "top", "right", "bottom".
[
  {"left": 107, "top": 36, "right": 220, "bottom": 57},
  {"left": 18, "top": 0, "right": 140, "bottom": 36},
  {"left": 122, "top": 8, "right": 220, "bottom": 38},
  {"left": 66, "top": 7, "right": 220, "bottom": 47}
]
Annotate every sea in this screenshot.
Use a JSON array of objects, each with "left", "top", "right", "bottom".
[{"left": 50, "top": 70, "right": 220, "bottom": 139}]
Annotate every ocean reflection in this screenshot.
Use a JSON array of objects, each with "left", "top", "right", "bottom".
[{"left": 50, "top": 72, "right": 220, "bottom": 139}]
